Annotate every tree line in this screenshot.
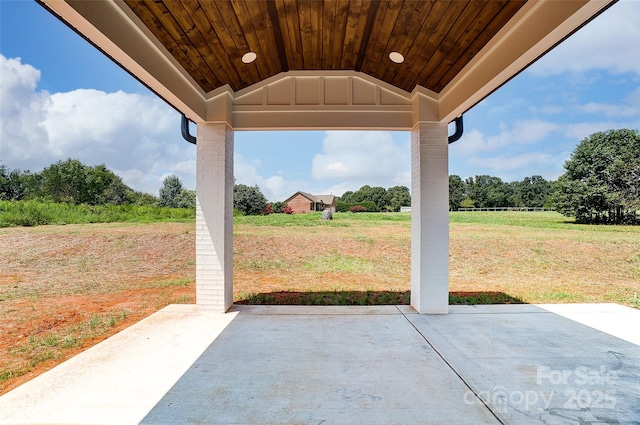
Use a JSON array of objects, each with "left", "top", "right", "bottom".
[
  {"left": 337, "top": 185, "right": 411, "bottom": 212},
  {"left": 2, "top": 129, "right": 637, "bottom": 224},
  {"left": 0, "top": 158, "right": 196, "bottom": 208},
  {"left": 449, "top": 129, "right": 639, "bottom": 224},
  {"left": 449, "top": 174, "right": 554, "bottom": 211},
  {"left": 329, "top": 175, "right": 555, "bottom": 213}
]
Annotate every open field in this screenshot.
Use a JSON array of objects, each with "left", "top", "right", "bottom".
[{"left": 1, "top": 211, "right": 639, "bottom": 394}]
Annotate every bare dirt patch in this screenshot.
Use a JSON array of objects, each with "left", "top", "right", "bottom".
[
  {"left": 1, "top": 218, "right": 638, "bottom": 394},
  {"left": 0, "top": 223, "right": 195, "bottom": 394}
]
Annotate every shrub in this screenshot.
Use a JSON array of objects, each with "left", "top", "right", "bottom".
[
  {"left": 460, "top": 197, "right": 475, "bottom": 209},
  {"left": 262, "top": 204, "right": 273, "bottom": 215},
  {"left": 356, "top": 201, "right": 377, "bottom": 212},
  {"left": 281, "top": 205, "right": 294, "bottom": 214},
  {"left": 175, "top": 189, "right": 196, "bottom": 209},
  {"left": 349, "top": 205, "right": 367, "bottom": 213},
  {"left": 234, "top": 184, "right": 267, "bottom": 215},
  {"left": 271, "top": 201, "right": 285, "bottom": 213},
  {"left": 336, "top": 201, "right": 350, "bottom": 212}
]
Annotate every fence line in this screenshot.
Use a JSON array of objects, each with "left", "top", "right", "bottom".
[{"left": 456, "top": 207, "right": 555, "bottom": 212}]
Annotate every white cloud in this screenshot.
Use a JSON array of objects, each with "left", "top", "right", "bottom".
[
  {"left": 580, "top": 102, "right": 639, "bottom": 118},
  {"left": 0, "top": 55, "right": 195, "bottom": 194},
  {"left": 453, "top": 120, "right": 560, "bottom": 155},
  {"left": 233, "top": 155, "right": 261, "bottom": 184},
  {"left": 234, "top": 154, "right": 302, "bottom": 202},
  {"left": 578, "top": 87, "right": 640, "bottom": 118},
  {"left": 320, "top": 182, "right": 354, "bottom": 198},
  {"left": 171, "top": 159, "right": 197, "bottom": 175},
  {"left": 0, "top": 56, "right": 51, "bottom": 164},
  {"left": 325, "top": 161, "right": 348, "bottom": 174},
  {"left": 562, "top": 121, "right": 638, "bottom": 141},
  {"left": 261, "top": 175, "right": 287, "bottom": 199},
  {"left": 466, "top": 151, "right": 570, "bottom": 181},
  {"left": 529, "top": 0, "right": 640, "bottom": 76},
  {"left": 530, "top": 105, "right": 564, "bottom": 115},
  {"left": 311, "top": 131, "right": 410, "bottom": 188},
  {"left": 469, "top": 152, "right": 551, "bottom": 171}
]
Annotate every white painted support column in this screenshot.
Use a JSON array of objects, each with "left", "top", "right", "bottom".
[
  {"left": 410, "top": 122, "right": 449, "bottom": 314},
  {"left": 196, "top": 123, "right": 234, "bottom": 312}
]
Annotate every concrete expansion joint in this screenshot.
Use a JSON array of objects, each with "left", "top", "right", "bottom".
[{"left": 397, "top": 308, "right": 506, "bottom": 425}]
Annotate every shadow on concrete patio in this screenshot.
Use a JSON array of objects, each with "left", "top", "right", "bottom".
[
  {"left": 234, "top": 290, "right": 525, "bottom": 307},
  {"left": 0, "top": 304, "right": 638, "bottom": 425}
]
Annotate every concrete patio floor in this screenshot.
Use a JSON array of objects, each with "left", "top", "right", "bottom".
[{"left": 1, "top": 303, "right": 638, "bottom": 425}]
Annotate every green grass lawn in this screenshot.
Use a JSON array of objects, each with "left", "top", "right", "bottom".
[
  {"left": 2, "top": 204, "right": 638, "bottom": 307},
  {"left": 0, "top": 200, "right": 194, "bottom": 227},
  {"left": 234, "top": 211, "right": 640, "bottom": 308}
]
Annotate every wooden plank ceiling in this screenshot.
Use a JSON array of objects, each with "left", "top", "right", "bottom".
[{"left": 123, "top": 0, "right": 527, "bottom": 94}]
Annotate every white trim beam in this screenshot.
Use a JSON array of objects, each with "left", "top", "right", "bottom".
[{"left": 42, "top": 0, "right": 207, "bottom": 121}]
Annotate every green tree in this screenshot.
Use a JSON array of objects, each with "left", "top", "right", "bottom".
[
  {"left": 158, "top": 175, "right": 185, "bottom": 208},
  {"left": 84, "top": 164, "right": 119, "bottom": 204},
  {"left": 367, "top": 186, "right": 387, "bottom": 211},
  {"left": 352, "top": 185, "right": 372, "bottom": 203},
  {"left": 176, "top": 189, "right": 196, "bottom": 208},
  {"left": 233, "top": 183, "right": 267, "bottom": 215},
  {"left": 512, "top": 175, "right": 553, "bottom": 208},
  {"left": 130, "top": 191, "right": 158, "bottom": 206},
  {"left": 36, "top": 159, "right": 129, "bottom": 205},
  {"left": 339, "top": 190, "right": 355, "bottom": 204},
  {"left": 340, "top": 185, "right": 388, "bottom": 212},
  {"left": 555, "top": 129, "right": 640, "bottom": 224},
  {"left": 103, "top": 178, "right": 131, "bottom": 205},
  {"left": 270, "top": 201, "right": 286, "bottom": 213},
  {"left": 335, "top": 201, "right": 350, "bottom": 212},
  {"left": 460, "top": 197, "right": 475, "bottom": 209},
  {"left": 466, "top": 175, "right": 513, "bottom": 208},
  {"left": 39, "top": 159, "right": 87, "bottom": 203},
  {"left": 384, "top": 185, "right": 411, "bottom": 212},
  {"left": 0, "top": 165, "right": 11, "bottom": 199},
  {"left": 449, "top": 175, "right": 466, "bottom": 211},
  {"left": 0, "top": 166, "right": 30, "bottom": 200}
]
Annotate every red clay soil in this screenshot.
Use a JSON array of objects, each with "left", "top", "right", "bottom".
[
  {"left": 0, "top": 223, "right": 196, "bottom": 395},
  {"left": 2, "top": 219, "right": 639, "bottom": 394}
]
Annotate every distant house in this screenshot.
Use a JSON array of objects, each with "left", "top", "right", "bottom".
[{"left": 284, "top": 191, "right": 336, "bottom": 214}]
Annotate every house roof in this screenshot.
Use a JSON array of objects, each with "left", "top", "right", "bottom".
[
  {"left": 311, "top": 194, "right": 336, "bottom": 206},
  {"left": 39, "top": 1, "right": 614, "bottom": 126},
  {"left": 285, "top": 191, "right": 335, "bottom": 206}
]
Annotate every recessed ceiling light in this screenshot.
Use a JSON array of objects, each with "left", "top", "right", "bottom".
[
  {"left": 389, "top": 51, "right": 404, "bottom": 64},
  {"left": 242, "top": 52, "right": 257, "bottom": 64}
]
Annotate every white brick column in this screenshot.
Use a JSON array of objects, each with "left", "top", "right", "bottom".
[
  {"left": 196, "top": 123, "right": 234, "bottom": 312},
  {"left": 411, "top": 122, "right": 449, "bottom": 314}
]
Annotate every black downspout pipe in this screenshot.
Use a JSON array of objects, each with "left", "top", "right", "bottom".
[
  {"left": 181, "top": 114, "right": 197, "bottom": 145},
  {"left": 448, "top": 115, "right": 463, "bottom": 144},
  {"left": 182, "top": 113, "right": 460, "bottom": 145}
]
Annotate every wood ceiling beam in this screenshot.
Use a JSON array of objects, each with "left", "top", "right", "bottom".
[
  {"left": 267, "top": 0, "right": 289, "bottom": 72},
  {"left": 355, "top": 0, "right": 379, "bottom": 71},
  {"left": 39, "top": 0, "right": 616, "bottom": 128}
]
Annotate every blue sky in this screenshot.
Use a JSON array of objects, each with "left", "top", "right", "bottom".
[{"left": 1, "top": 0, "right": 638, "bottom": 201}]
